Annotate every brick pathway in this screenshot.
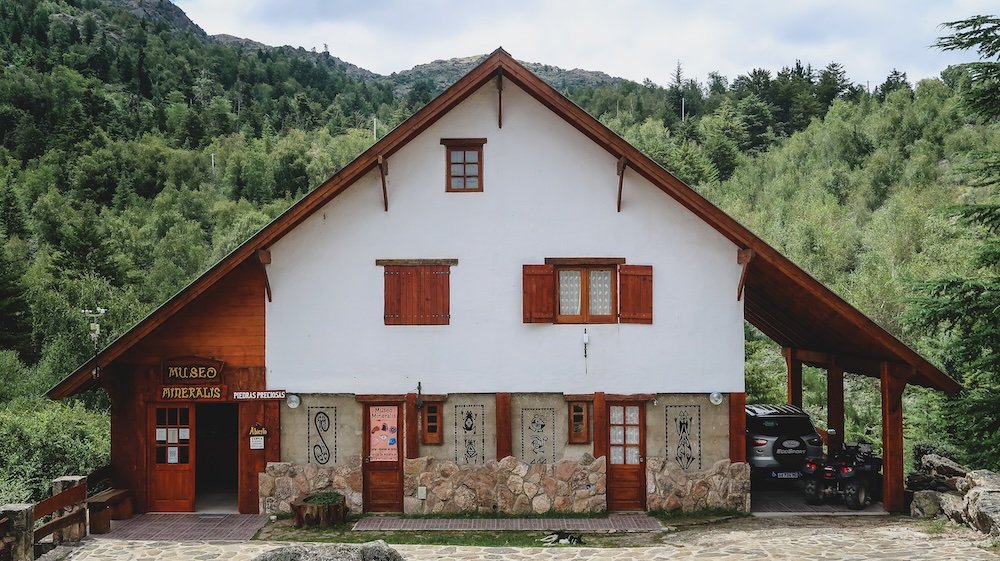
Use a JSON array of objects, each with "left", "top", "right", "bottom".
[
  {"left": 91, "top": 513, "right": 268, "bottom": 540},
  {"left": 353, "top": 513, "right": 661, "bottom": 532}
]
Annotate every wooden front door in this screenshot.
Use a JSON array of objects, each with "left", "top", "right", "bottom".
[
  {"left": 607, "top": 402, "right": 646, "bottom": 511},
  {"left": 363, "top": 403, "right": 403, "bottom": 512},
  {"left": 148, "top": 404, "right": 196, "bottom": 511}
]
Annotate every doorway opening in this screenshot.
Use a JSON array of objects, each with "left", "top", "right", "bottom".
[{"left": 195, "top": 403, "right": 238, "bottom": 513}]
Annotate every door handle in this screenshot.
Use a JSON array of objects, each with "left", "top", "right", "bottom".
[{"left": 365, "top": 456, "right": 371, "bottom": 463}]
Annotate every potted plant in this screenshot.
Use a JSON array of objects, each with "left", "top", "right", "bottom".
[{"left": 290, "top": 491, "right": 348, "bottom": 528}]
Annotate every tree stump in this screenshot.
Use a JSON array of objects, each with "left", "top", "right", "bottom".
[{"left": 291, "top": 494, "right": 348, "bottom": 528}]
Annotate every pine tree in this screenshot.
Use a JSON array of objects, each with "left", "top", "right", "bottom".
[{"left": 911, "top": 15, "right": 1000, "bottom": 469}]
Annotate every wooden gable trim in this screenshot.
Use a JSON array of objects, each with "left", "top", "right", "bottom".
[
  {"left": 375, "top": 259, "right": 459, "bottom": 267},
  {"left": 47, "top": 48, "right": 959, "bottom": 399},
  {"left": 544, "top": 257, "right": 626, "bottom": 266}
]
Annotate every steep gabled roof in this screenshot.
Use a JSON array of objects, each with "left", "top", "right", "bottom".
[{"left": 48, "top": 49, "right": 961, "bottom": 399}]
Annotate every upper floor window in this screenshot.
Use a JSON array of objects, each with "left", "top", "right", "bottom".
[
  {"left": 522, "top": 259, "right": 653, "bottom": 325},
  {"left": 441, "top": 138, "right": 486, "bottom": 192},
  {"left": 377, "top": 259, "right": 458, "bottom": 325}
]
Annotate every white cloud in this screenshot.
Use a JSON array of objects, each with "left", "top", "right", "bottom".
[{"left": 174, "top": 0, "right": 997, "bottom": 87}]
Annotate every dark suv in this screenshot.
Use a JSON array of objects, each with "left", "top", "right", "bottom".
[{"left": 745, "top": 404, "right": 824, "bottom": 479}]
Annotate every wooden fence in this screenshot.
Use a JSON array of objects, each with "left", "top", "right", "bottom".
[{"left": 0, "top": 473, "right": 91, "bottom": 561}]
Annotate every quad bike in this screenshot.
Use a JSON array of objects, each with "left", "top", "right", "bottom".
[{"left": 801, "top": 441, "right": 883, "bottom": 510}]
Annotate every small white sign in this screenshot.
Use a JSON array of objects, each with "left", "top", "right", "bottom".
[
  {"left": 155, "top": 428, "right": 167, "bottom": 443},
  {"left": 167, "top": 428, "right": 179, "bottom": 444},
  {"left": 249, "top": 436, "right": 265, "bottom": 450},
  {"left": 179, "top": 428, "right": 190, "bottom": 442},
  {"left": 167, "top": 446, "right": 179, "bottom": 464}
]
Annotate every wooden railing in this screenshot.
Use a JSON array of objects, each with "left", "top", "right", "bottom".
[{"left": 0, "top": 474, "right": 88, "bottom": 561}]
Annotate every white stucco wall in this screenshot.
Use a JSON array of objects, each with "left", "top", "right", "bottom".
[{"left": 265, "top": 82, "right": 744, "bottom": 394}]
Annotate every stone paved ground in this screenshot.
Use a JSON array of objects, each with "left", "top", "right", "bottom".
[{"left": 48, "top": 517, "right": 1000, "bottom": 561}]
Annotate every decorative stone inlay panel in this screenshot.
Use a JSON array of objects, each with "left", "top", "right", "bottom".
[
  {"left": 454, "top": 404, "right": 485, "bottom": 465},
  {"left": 646, "top": 457, "right": 750, "bottom": 512},
  {"left": 520, "top": 408, "right": 556, "bottom": 464},
  {"left": 307, "top": 406, "right": 336, "bottom": 465},
  {"left": 665, "top": 405, "right": 702, "bottom": 470}
]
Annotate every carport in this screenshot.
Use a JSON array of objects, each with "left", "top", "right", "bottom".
[{"left": 730, "top": 248, "right": 962, "bottom": 513}]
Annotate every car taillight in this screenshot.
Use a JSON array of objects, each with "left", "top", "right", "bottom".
[
  {"left": 805, "top": 460, "right": 817, "bottom": 472},
  {"left": 753, "top": 439, "right": 768, "bottom": 447},
  {"left": 841, "top": 466, "right": 854, "bottom": 475}
]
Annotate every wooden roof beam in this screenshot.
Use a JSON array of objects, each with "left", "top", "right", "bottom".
[
  {"left": 377, "top": 155, "right": 388, "bottom": 212},
  {"left": 616, "top": 156, "right": 627, "bottom": 212},
  {"left": 737, "top": 248, "right": 755, "bottom": 301}
]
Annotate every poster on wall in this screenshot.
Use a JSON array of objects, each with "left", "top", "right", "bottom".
[{"left": 369, "top": 406, "right": 399, "bottom": 462}]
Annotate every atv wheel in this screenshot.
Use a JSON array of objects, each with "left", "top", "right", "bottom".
[
  {"left": 803, "top": 480, "right": 823, "bottom": 505},
  {"left": 844, "top": 480, "right": 868, "bottom": 510}
]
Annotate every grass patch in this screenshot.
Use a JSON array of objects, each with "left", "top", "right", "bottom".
[
  {"left": 305, "top": 491, "right": 345, "bottom": 505},
  {"left": 399, "top": 510, "right": 608, "bottom": 519},
  {"left": 921, "top": 517, "right": 948, "bottom": 535},
  {"left": 649, "top": 507, "right": 746, "bottom": 527}
]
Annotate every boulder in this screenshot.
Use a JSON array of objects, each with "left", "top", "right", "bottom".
[
  {"left": 964, "top": 488, "right": 1000, "bottom": 536},
  {"left": 907, "top": 472, "right": 953, "bottom": 493},
  {"left": 921, "top": 454, "right": 968, "bottom": 478},
  {"left": 910, "top": 490, "right": 944, "bottom": 518},
  {"left": 252, "top": 541, "right": 403, "bottom": 561}
]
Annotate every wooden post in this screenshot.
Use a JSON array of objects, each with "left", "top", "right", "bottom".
[
  {"left": 728, "top": 392, "right": 747, "bottom": 463},
  {"left": 495, "top": 393, "right": 512, "bottom": 459},
  {"left": 593, "top": 392, "right": 608, "bottom": 460},
  {"left": 405, "top": 393, "right": 419, "bottom": 459},
  {"left": 880, "top": 362, "right": 907, "bottom": 513},
  {"left": 1, "top": 503, "right": 33, "bottom": 561},
  {"left": 52, "top": 476, "right": 87, "bottom": 542},
  {"left": 827, "top": 358, "right": 845, "bottom": 455},
  {"left": 784, "top": 348, "right": 803, "bottom": 407}
]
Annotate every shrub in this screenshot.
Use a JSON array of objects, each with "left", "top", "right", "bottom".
[
  {"left": 305, "top": 491, "right": 344, "bottom": 505},
  {"left": 912, "top": 441, "right": 962, "bottom": 472}
]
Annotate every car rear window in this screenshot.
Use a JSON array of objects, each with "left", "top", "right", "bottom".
[{"left": 748, "top": 416, "right": 816, "bottom": 437}]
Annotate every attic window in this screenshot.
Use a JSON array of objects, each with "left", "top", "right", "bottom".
[{"left": 441, "top": 138, "right": 486, "bottom": 192}]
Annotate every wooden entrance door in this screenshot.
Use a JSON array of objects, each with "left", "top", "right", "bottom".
[
  {"left": 148, "top": 404, "right": 196, "bottom": 511},
  {"left": 607, "top": 402, "right": 646, "bottom": 511},
  {"left": 363, "top": 403, "right": 403, "bottom": 512}
]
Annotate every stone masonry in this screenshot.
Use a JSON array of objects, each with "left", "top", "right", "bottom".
[
  {"left": 260, "top": 455, "right": 750, "bottom": 514},
  {"left": 646, "top": 458, "right": 751, "bottom": 513}
]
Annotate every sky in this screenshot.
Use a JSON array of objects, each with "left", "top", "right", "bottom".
[{"left": 172, "top": 0, "right": 997, "bottom": 88}]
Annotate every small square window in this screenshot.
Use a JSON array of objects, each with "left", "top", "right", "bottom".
[
  {"left": 422, "top": 402, "right": 443, "bottom": 445},
  {"left": 556, "top": 266, "right": 617, "bottom": 324},
  {"left": 441, "top": 138, "right": 486, "bottom": 192},
  {"left": 568, "top": 402, "right": 591, "bottom": 444}
]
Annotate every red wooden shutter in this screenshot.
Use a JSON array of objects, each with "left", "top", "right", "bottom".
[
  {"left": 384, "top": 266, "right": 402, "bottom": 325},
  {"left": 619, "top": 265, "right": 653, "bottom": 324},
  {"left": 425, "top": 266, "right": 450, "bottom": 325},
  {"left": 522, "top": 264, "right": 555, "bottom": 323}
]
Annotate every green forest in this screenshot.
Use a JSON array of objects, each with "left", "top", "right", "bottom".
[{"left": 0, "top": 0, "right": 998, "bottom": 503}]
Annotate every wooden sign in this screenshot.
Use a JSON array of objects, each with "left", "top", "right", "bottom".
[
  {"left": 162, "top": 357, "right": 224, "bottom": 385},
  {"left": 232, "top": 390, "right": 286, "bottom": 400},
  {"left": 160, "top": 385, "right": 227, "bottom": 401}
]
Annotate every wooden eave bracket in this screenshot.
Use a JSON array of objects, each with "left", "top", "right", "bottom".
[
  {"left": 377, "top": 155, "right": 389, "bottom": 212},
  {"left": 616, "top": 156, "right": 628, "bottom": 212},
  {"left": 257, "top": 249, "right": 272, "bottom": 302},
  {"left": 496, "top": 69, "right": 504, "bottom": 129},
  {"left": 737, "top": 248, "right": 755, "bottom": 301}
]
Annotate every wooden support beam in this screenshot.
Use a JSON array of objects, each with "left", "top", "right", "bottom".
[
  {"left": 729, "top": 392, "right": 747, "bottom": 463},
  {"left": 256, "top": 249, "right": 272, "bottom": 302},
  {"left": 593, "top": 392, "right": 608, "bottom": 460},
  {"left": 377, "top": 155, "right": 388, "bottom": 212},
  {"left": 784, "top": 347, "right": 803, "bottom": 407},
  {"left": 827, "top": 357, "right": 845, "bottom": 454},
  {"left": 495, "top": 393, "right": 512, "bottom": 459},
  {"left": 405, "top": 393, "right": 419, "bottom": 459},
  {"left": 880, "top": 362, "right": 910, "bottom": 513},
  {"left": 737, "top": 248, "right": 755, "bottom": 301},
  {"left": 496, "top": 69, "right": 503, "bottom": 129},
  {"left": 616, "top": 157, "right": 627, "bottom": 212},
  {"left": 792, "top": 348, "right": 882, "bottom": 378}
]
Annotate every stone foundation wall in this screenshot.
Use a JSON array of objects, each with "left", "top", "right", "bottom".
[
  {"left": 260, "top": 454, "right": 750, "bottom": 515},
  {"left": 260, "top": 455, "right": 365, "bottom": 514},
  {"left": 402, "top": 455, "right": 605, "bottom": 514},
  {"left": 646, "top": 458, "right": 751, "bottom": 513}
]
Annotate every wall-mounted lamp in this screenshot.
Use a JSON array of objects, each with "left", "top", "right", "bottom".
[
  {"left": 286, "top": 394, "right": 301, "bottom": 409},
  {"left": 708, "top": 392, "right": 724, "bottom": 406},
  {"left": 415, "top": 381, "right": 424, "bottom": 409}
]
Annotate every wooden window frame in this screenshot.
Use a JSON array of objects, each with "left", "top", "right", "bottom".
[
  {"left": 555, "top": 265, "right": 618, "bottom": 324},
  {"left": 421, "top": 401, "right": 444, "bottom": 445},
  {"left": 568, "top": 401, "right": 591, "bottom": 444},
  {"left": 441, "top": 138, "right": 486, "bottom": 192}
]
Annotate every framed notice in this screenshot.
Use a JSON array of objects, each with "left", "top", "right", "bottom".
[
  {"left": 167, "top": 447, "right": 179, "bottom": 464},
  {"left": 249, "top": 436, "right": 265, "bottom": 450},
  {"left": 369, "top": 406, "right": 399, "bottom": 462}
]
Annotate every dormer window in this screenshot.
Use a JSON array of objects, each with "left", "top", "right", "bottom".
[{"left": 441, "top": 138, "right": 485, "bottom": 192}]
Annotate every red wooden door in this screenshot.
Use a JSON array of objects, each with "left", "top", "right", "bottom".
[
  {"left": 363, "top": 403, "right": 403, "bottom": 512},
  {"left": 148, "top": 404, "right": 196, "bottom": 512},
  {"left": 607, "top": 402, "right": 646, "bottom": 511}
]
